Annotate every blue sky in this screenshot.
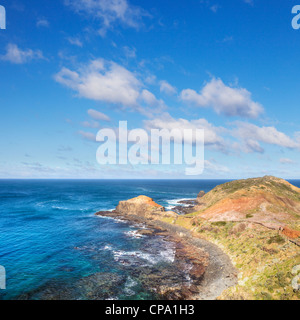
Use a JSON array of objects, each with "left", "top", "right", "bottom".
[{"left": 0, "top": 0, "right": 300, "bottom": 179}]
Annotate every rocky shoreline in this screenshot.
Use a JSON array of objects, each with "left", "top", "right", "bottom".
[
  {"left": 95, "top": 194, "right": 238, "bottom": 300},
  {"left": 168, "top": 191, "right": 206, "bottom": 215}
]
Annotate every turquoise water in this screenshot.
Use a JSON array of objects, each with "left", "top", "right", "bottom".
[{"left": 1, "top": 179, "right": 299, "bottom": 300}]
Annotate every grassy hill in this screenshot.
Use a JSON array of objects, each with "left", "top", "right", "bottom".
[
  {"left": 193, "top": 176, "right": 300, "bottom": 237},
  {"left": 159, "top": 176, "right": 300, "bottom": 300}
]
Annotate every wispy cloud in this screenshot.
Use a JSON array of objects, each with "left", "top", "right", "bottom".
[
  {"left": 140, "top": 89, "right": 166, "bottom": 110},
  {"left": 159, "top": 80, "right": 177, "bottom": 95},
  {"left": 0, "top": 43, "right": 45, "bottom": 64},
  {"left": 233, "top": 122, "right": 300, "bottom": 153},
  {"left": 210, "top": 4, "right": 221, "bottom": 13},
  {"left": 87, "top": 109, "right": 110, "bottom": 121},
  {"left": 58, "top": 145, "right": 73, "bottom": 152},
  {"left": 180, "top": 77, "right": 263, "bottom": 118},
  {"left": 36, "top": 18, "right": 49, "bottom": 28},
  {"left": 205, "top": 159, "right": 230, "bottom": 173},
  {"left": 64, "top": 0, "right": 150, "bottom": 36},
  {"left": 123, "top": 46, "right": 136, "bottom": 59},
  {"left": 218, "top": 36, "right": 234, "bottom": 44},
  {"left": 280, "top": 158, "right": 295, "bottom": 164},
  {"left": 81, "top": 120, "right": 100, "bottom": 128},
  {"left": 67, "top": 36, "right": 83, "bottom": 47},
  {"left": 144, "top": 113, "right": 227, "bottom": 152},
  {"left": 244, "top": 0, "right": 254, "bottom": 6},
  {"left": 21, "top": 162, "right": 55, "bottom": 173},
  {"left": 78, "top": 130, "right": 96, "bottom": 142}
]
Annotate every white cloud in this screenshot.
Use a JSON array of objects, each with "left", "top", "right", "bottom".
[
  {"left": 140, "top": 89, "right": 165, "bottom": 107},
  {"left": 243, "top": 139, "right": 264, "bottom": 153},
  {"left": 159, "top": 80, "right": 177, "bottom": 95},
  {"left": 244, "top": 0, "right": 254, "bottom": 6},
  {"left": 144, "top": 74, "right": 156, "bottom": 85},
  {"left": 204, "top": 160, "right": 229, "bottom": 173},
  {"left": 138, "top": 90, "right": 167, "bottom": 117},
  {"left": 144, "top": 113, "right": 226, "bottom": 151},
  {"left": 20, "top": 162, "right": 55, "bottom": 173},
  {"left": 220, "top": 36, "right": 233, "bottom": 43},
  {"left": 58, "top": 146, "right": 73, "bottom": 152},
  {"left": 144, "top": 114, "right": 300, "bottom": 156},
  {"left": 123, "top": 46, "right": 136, "bottom": 59},
  {"left": 87, "top": 109, "right": 110, "bottom": 121},
  {"left": 81, "top": 120, "right": 100, "bottom": 128},
  {"left": 180, "top": 78, "right": 263, "bottom": 118},
  {"left": 280, "top": 158, "right": 295, "bottom": 164},
  {"left": 1, "top": 43, "right": 45, "bottom": 64},
  {"left": 65, "top": 0, "right": 149, "bottom": 36},
  {"left": 78, "top": 130, "right": 96, "bottom": 141},
  {"left": 234, "top": 122, "right": 300, "bottom": 153},
  {"left": 210, "top": 4, "right": 221, "bottom": 13},
  {"left": 55, "top": 59, "right": 142, "bottom": 107},
  {"left": 37, "top": 18, "right": 49, "bottom": 27},
  {"left": 140, "top": 89, "right": 157, "bottom": 105},
  {"left": 67, "top": 37, "right": 83, "bottom": 47},
  {"left": 55, "top": 58, "right": 166, "bottom": 116}
]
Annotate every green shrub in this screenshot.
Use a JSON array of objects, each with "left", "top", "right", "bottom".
[
  {"left": 212, "top": 221, "right": 227, "bottom": 226},
  {"left": 267, "top": 235, "right": 285, "bottom": 245}
]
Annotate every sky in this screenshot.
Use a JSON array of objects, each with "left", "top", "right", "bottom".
[{"left": 0, "top": 0, "right": 300, "bottom": 179}]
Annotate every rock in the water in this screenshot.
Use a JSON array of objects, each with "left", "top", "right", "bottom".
[
  {"left": 18, "top": 272, "right": 126, "bottom": 300},
  {"left": 76, "top": 272, "right": 126, "bottom": 300},
  {"left": 116, "top": 195, "right": 165, "bottom": 218}
]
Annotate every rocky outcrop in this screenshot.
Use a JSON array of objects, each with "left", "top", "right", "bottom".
[
  {"left": 96, "top": 195, "right": 177, "bottom": 220},
  {"left": 116, "top": 195, "right": 165, "bottom": 218},
  {"left": 196, "top": 191, "right": 205, "bottom": 203}
]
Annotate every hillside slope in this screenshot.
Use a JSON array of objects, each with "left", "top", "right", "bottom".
[
  {"left": 193, "top": 176, "right": 300, "bottom": 237},
  {"left": 160, "top": 176, "right": 300, "bottom": 300}
]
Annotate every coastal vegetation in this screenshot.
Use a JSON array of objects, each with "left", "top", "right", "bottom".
[{"left": 160, "top": 176, "right": 300, "bottom": 300}]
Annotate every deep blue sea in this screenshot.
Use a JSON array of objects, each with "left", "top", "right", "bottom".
[{"left": 0, "top": 179, "right": 299, "bottom": 300}]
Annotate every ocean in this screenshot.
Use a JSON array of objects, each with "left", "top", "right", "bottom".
[{"left": 0, "top": 179, "right": 299, "bottom": 300}]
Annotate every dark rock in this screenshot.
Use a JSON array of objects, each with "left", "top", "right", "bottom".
[
  {"left": 18, "top": 272, "right": 127, "bottom": 300},
  {"left": 178, "top": 199, "right": 197, "bottom": 206},
  {"left": 170, "top": 205, "right": 196, "bottom": 215},
  {"left": 196, "top": 191, "right": 205, "bottom": 203}
]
